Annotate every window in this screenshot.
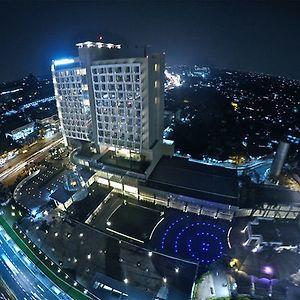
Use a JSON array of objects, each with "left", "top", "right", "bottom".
[
  {"left": 109, "top": 92, "right": 116, "bottom": 98},
  {"left": 154, "top": 64, "right": 159, "bottom": 72},
  {"left": 155, "top": 80, "right": 158, "bottom": 88}
]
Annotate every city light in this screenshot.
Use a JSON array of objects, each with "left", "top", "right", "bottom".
[
  {"left": 0, "top": 14, "right": 298, "bottom": 300},
  {"left": 263, "top": 266, "right": 273, "bottom": 275},
  {"left": 53, "top": 58, "right": 75, "bottom": 66}
]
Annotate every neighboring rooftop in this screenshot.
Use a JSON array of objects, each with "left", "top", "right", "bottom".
[
  {"left": 78, "top": 168, "right": 95, "bottom": 183},
  {"left": 50, "top": 185, "right": 76, "bottom": 204},
  {"left": 2, "top": 116, "right": 33, "bottom": 133},
  {"left": 247, "top": 184, "right": 300, "bottom": 207},
  {"left": 146, "top": 156, "right": 239, "bottom": 205}
]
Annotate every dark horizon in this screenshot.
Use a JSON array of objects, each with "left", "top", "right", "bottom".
[{"left": 0, "top": 0, "right": 299, "bottom": 82}]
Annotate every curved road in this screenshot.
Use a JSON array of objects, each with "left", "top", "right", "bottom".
[{"left": 0, "top": 226, "right": 73, "bottom": 300}]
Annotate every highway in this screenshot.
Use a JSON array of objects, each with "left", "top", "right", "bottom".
[
  {"left": 0, "top": 226, "right": 73, "bottom": 300},
  {"left": 0, "top": 137, "right": 63, "bottom": 184}
]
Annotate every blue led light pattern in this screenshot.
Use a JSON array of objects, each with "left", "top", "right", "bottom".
[{"left": 160, "top": 216, "right": 226, "bottom": 265}]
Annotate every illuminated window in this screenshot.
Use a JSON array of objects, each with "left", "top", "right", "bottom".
[
  {"left": 154, "top": 64, "right": 159, "bottom": 72},
  {"left": 155, "top": 81, "right": 159, "bottom": 88}
]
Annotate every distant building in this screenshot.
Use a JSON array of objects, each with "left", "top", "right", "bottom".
[
  {"left": 52, "top": 41, "right": 165, "bottom": 169},
  {"left": 5, "top": 122, "right": 35, "bottom": 141}
]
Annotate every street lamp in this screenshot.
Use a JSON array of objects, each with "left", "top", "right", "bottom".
[{"left": 262, "top": 265, "right": 274, "bottom": 298}]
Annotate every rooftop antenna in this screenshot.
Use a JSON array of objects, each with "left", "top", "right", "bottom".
[{"left": 144, "top": 44, "right": 151, "bottom": 57}]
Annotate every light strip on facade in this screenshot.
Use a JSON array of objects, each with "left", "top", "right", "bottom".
[{"left": 53, "top": 58, "right": 75, "bottom": 66}]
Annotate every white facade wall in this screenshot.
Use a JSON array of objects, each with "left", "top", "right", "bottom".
[
  {"left": 52, "top": 66, "right": 91, "bottom": 142},
  {"left": 91, "top": 63, "right": 143, "bottom": 151}
]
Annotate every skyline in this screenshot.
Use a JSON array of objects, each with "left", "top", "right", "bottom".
[
  {"left": 0, "top": 0, "right": 299, "bottom": 82},
  {"left": 0, "top": 2, "right": 299, "bottom": 298}
]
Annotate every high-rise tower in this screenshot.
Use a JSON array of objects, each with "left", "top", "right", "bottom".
[{"left": 52, "top": 41, "right": 165, "bottom": 167}]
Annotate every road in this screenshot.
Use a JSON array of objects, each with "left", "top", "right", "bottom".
[
  {"left": 0, "top": 136, "right": 63, "bottom": 185},
  {"left": 0, "top": 279, "right": 16, "bottom": 300},
  {"left": 0, "top": 225, "right": 73, "bottom": 300}
]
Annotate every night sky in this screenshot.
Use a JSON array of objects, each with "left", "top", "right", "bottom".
[{"left": 0, "top": 0, "right": 299, "bottom": 82}]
